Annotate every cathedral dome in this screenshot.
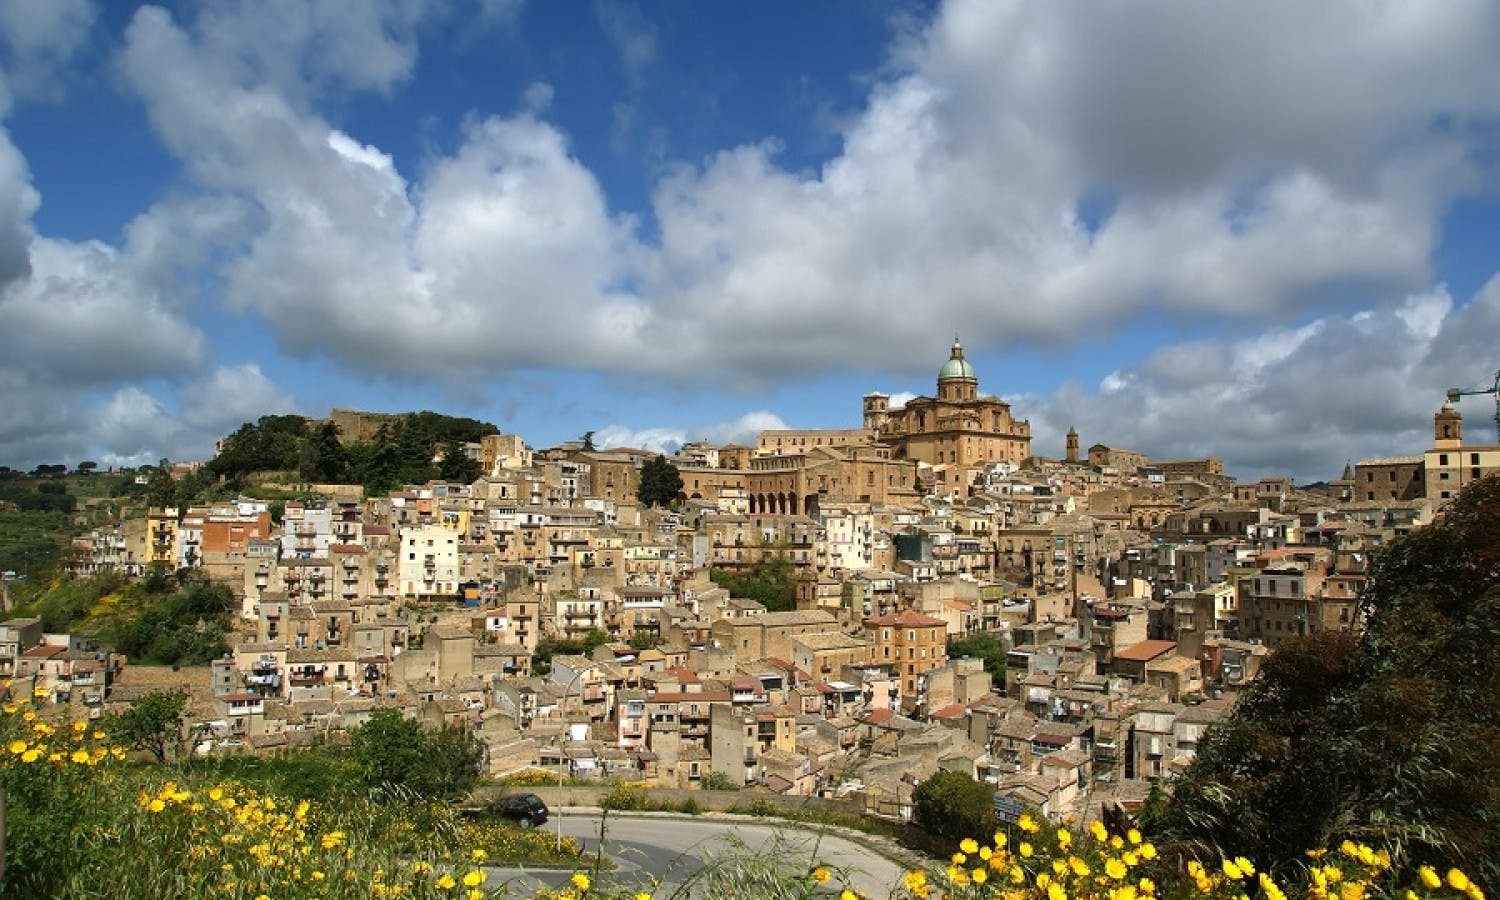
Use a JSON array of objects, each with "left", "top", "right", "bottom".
[{"left": 938, "top": 338, "right": 976, "bottom": 380}]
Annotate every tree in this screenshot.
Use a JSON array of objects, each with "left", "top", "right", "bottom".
[
  {"left": 108, "top": 689, "right": 187, "bottom": 762},
  {"left": 145, "top": 461, "right": 176, "bottom": 509},
  {"left": 947, "top": 631, "right": 1008, "bottom": 683},
  {"left": 636, "top": 454, "right": 683, "bottom": 508},
  {"left": 77, "top": 460, "right": 97, "bottom": 474},
  {"left": 1149, "top": 474, "right": 1500, "bottom": 883},
  {"left": 911, "top": 770, "right": 998, "bottom": 845},
  {"left": 350, "top": 709, "right": 484, "bottom": 800},
  {"left": 438, "top": 439, "right": 481, "bottom": 484},
  {"left": 580, "top": 431, "right": 597, "bottom": 452}
]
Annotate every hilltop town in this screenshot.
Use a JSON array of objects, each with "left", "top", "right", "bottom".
[{"left": 6, "top": 340, "right": 1498, "bottom": 824}]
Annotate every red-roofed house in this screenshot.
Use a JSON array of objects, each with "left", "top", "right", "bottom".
[
  {"left": 864, "top": 609, "right": 948, "bottom": 701},
  {"left": 1110, "top": 639, "right": 1178, "bottom": 682}
]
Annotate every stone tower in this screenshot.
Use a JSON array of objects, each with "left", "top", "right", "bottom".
[
  {"left": 1434, "top": 402, "right": 1463, "bottom": 449},
  {"left": 1066, "top": 426, "right": 1079, "bottom": 463}
]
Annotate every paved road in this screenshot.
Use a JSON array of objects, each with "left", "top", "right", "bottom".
[{"left": 485, "top": 810, "right": 912, "bottom": 898}]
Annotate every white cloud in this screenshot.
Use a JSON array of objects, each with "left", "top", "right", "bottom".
[
  {"left": 0, "top": 0, "right": 96, "bottom": 100},
  {"left": 179, "top": 364, "right": 300, "bottom": 433},
  {"left": 595, "top": 410, "right": 788, "bottom": 454},
  {"left": 105, "top": 0, "right": 1500, "bottom": 393},
  {"left": 1028, "top": 282, "right": 1499, "bottom": 482}
]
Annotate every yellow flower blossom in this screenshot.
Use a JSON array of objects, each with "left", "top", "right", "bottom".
[
  {"left": 841, "top": 892, "right": 859, "bottom": 900},
  {"left": 1234, "top": 857, "right": 1256, "bottom": 877},
  {"left": 1019, "top": 842, "right": 1034, "bottom": 858},
  {"left": 813, "top": 867, "right": 831, "bottom": 884},
  {"left": 1019, "top": 813, "right": 1039, "bottom": 832},
  {"left": 71, "top": 748, "right": 90, "bottom": 764},
  {"left": 571, "top": 872, "right": 590, "bottom": 891},
  {"left": 435, "top": 873, "right": 457, "bottom": 889},
  {"left": 972, "top": 868, "right": 988, "bottom": 885},
  {"left": 1448, "top": 870, "right": 1472, "bottom": 892},
  {"left": 960, "top": 837, "right": 980, "bottom": 854},
  {"left": 952, "top": 852, "right": 967, "bottom": 865},
  {"left": 1090, "top": 820, "right": 1109, "bottom": 841},
  {"left": 1048, "top": 882, "right": 1067, "bottom": 900},
  {"left": 1127, "top": 828, "right": 1142, "bottom": 845},
  {"left": 7, "top": 739, "right": 24, "bottom": 754},
  {"left": 1419, "top": 867, "right": 1443, "bottom": 890},
  {"left": 1106, "top": 858, "right": 1129, "bottom": 880},
  {"left": 1057, "top": 829, "right": 1072, "bottom": 849}
]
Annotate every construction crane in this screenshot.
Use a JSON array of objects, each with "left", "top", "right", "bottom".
[{"left": 1446, "top": 369, "right": 1500, "bottom": 443}]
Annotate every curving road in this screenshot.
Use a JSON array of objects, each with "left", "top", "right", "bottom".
[{"left": 486, "top": 809, "right": 914, "bottom": 898}]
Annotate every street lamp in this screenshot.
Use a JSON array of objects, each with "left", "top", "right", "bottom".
[{"left": 555, "top": 658, "right": 603, "bottom": 851}]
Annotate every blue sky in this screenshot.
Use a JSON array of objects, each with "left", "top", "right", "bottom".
[{"left": 2, "top": 1, "right": 1500, "bottom": 482}]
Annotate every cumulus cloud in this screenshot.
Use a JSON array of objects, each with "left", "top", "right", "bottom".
[
  {"left": 179, "top": 363, "right": 300, "bottom": 433},
  {"left": 1026, "top": 281, "right": 1500, "bottom": 483},
  {"left": 8, "top": 0, "right": 1500, "bottom": 472},
  {"left": 0, "top": 0, "right": 96, "bottom": 100},
  {"left": 595, "top": 410, "right": 788, "bottom": 455}
]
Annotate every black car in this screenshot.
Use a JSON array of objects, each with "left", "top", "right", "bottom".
[{"left": 491, "top": 793, "right": 549, "bottom": 827}]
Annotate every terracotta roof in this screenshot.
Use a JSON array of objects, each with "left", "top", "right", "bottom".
[{"left": 1114, "top": 639, "right": 1178, "bottom": 662}]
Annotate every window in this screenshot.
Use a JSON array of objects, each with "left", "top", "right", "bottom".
[
  {"left": 1472, "top": 453, "right": 1481, "bottom": 465},
  {"left": 1439, "top": 454, "right": 1449, "bottom": 466}
]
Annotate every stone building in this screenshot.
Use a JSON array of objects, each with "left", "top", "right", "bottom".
[{"left": 863, "top": 339, "right": 1031, "bottom": 478}]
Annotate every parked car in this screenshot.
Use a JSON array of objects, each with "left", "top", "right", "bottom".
[{"left": 490, "top": 793, "right": 549, "bottom": 827}]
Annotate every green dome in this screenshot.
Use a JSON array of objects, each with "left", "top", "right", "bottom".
[{"left": 938, "top": 339, "right": 976, "bottom": 380}]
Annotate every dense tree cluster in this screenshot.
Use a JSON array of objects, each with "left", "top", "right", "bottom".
[
  {"left": 0, "top": 477, "right": 77, "bottom": 514},
  {"left": 19, "top": 572, "right": 236, "bottom": 667},
  {"left": 709, "top": 551, "right": 798, "bottom": 612},
  {"left": 1147, "top": 474, "right": 1500, "bottom": 883},
  {"left": 208, "top": 411, "right": 497, "bottom": 494}
]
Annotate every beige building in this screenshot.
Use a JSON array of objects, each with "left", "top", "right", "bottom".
[
  {"left": 1354, "top": 455, "right": 1425, "bottom": 502},
  {"left": 1425, "top": 402, "right": 1500, "bottom": 504},
  {"left": 863, "top": 339, "right": 1031, "bottom": 478},
  {"left": 863, "top": 609, "right": 947, "bottom": 699}
]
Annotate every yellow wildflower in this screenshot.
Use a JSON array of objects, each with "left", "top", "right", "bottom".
[
  {"left": 952, "top": 852, "right": 967, "bottom": 865},
  {"left": 1448, "top": 870, "right": 1472, "bottom": 892},
  {"left": 904, "top": 871, "right": 928, "bottom": 892},
  {"left": 812, "top": 867, "right": 831, "bottom": 884},
  {"left": 1019, "top": 813, "right": 1039, "bottom": 833},
  {"left": 961, "top": 837, "right": 980, "bottom": 854},
  {"left": 1069, "top": 856, "right": 1090, "bottom": 877},
  {"left": 973, "top": 868, "right": 988, "bottom": 885},
  {"left": 1223, "top": 859, "right": 1244, "bottom": 880},
  {"left": 7, "top": 740, "right": 24, "bottom": 754},
  {"left": 1048, "top": 882, "right": 1067, "bottom": 900},
  {"left": 571, "top": 872, "right": 590, "bottom": 891},
  {"left": 1090, "top": 820, "right": 1109, "bottom": 841},
  {"left": 1106, "top": 858, "right": 1128, "bottom": 880},
  {"left": 1139, "top": 843, "right": 1157, "bottom": 860},
  {"left": 1019, "top": 842, "right": 1034, "bottom": 858},
  {"left": 841, "top": 892, "right": 859, "bottom": 900},
  {"left": 463, "top": 870, "right": 484, "bottom": 887},
  {"left": 1057, "top": 829, "right": 1072, "bottom": 849},
  {"left": 1234, "top": 857, "right": 1256, "bottom": 877},
  {"left": 635, "top": 894, "right": 652, "bottom": 900},
  {"left": 70, "top": 748, "right": 90, "bottom": 764},
  {"left": 1127, "top": 828, "right": 1142, "bottom": 845},
  {"left": 435, "top": 874, "right": 456, "bottom": 889}
]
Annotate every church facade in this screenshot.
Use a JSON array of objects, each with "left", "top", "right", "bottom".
[{"left": 862, "top": 339, "right": 1031, "bottom": 474}]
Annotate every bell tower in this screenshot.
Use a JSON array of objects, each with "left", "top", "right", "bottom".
[
  {"left": 1434, "top": 402, "right": 1462, "bottom": 449},
  {"left": 1066, "top": 426, "right": 1079, "bottom": 463}
]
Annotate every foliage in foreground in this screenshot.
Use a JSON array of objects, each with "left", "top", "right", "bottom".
[
  {"left": 1148, "top": 475, "right": 1500, "bottom": 882},
  {"left": 5, "top": 682, "right": 1492, "bottom": 899},
  {"left": 0, "top": 686, "right": 578, "bottom": 898}
]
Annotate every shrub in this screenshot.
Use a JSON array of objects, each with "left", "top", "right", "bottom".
[{"left": 599, "top": 781, "right": 648, "bottom": 811}]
